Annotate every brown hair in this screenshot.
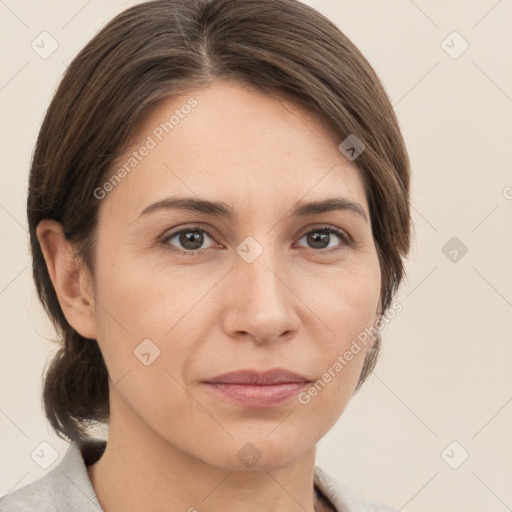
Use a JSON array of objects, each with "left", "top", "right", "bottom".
[{"left": 28, "top": 0, "right": 411, "bottom": 441}]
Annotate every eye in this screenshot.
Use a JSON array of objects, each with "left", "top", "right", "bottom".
[
  {"left": 162, "top": 225, "right": 217, "bottom": 255},
  {"left": 296, "top": 225, "right": 351, "bottom": 253},
  {"left": 161, "top": 224, "right": 352, "bottom": 257}
]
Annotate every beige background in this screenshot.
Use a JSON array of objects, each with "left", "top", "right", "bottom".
[{"left": 1, "top": 1, "right": 511, "bottom": 510}]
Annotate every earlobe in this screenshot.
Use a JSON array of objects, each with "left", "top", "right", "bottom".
[{"left": 36, "top": 219, "right": 97, "bottom": 340}]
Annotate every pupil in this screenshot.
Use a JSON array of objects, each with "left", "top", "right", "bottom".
[
  {"left": 309, "top": 231, "right": 329, "bottom": 249},
  {"left": 181, "top": 230, "right": 203, "bottom": 250}
]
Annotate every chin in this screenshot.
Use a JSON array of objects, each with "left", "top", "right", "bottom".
[{"left": 207, "top": 434, "right": 314, "bottom": 472}]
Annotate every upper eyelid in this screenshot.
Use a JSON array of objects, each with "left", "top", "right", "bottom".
[{"left": 161, "top": 225, "right": 216, "bottom": 242}]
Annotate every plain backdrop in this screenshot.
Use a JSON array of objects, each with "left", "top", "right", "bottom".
[{"left": 1, "top": 1, "right": 511, "bottom": 511}]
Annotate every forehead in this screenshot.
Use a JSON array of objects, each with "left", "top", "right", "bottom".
[{"left": 100, "top": 79, "right": 368, "bottom": 222}]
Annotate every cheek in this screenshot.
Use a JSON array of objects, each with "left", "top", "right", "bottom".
[
  {"left": 90, "top": 258, "right": 195, "bottom": 427},
  {"left": 93, "top": 253, "right": 186, "bottom": 336},
  {"left": 303, "top": 258, "right": 380, "bottom": 336},
  {"left": 90, "top": 250, "right": 214, "bottom": 400},
  {"left": 301, "top": 262, "right": 380, "bottom": 389}
]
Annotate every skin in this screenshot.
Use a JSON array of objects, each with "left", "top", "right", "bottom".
[{"left": 38, "top": 79, "right": 382, "bottom": 512}]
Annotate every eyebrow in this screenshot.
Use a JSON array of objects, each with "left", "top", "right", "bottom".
[{"left": 138, "top": 196, "right": 368, "bottom": 223}]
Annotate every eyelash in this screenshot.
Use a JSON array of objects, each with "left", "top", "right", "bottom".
[{"left": 161, "top": 224, "right": 353, "bottom": 257}]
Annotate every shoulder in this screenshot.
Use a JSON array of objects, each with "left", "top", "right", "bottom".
[
  {"left": 0, "top": 471, "right": 58, "bottom": 511},
  {"left": 314, "top": 466, "right": 402, "bottom": 512},
  {"left": 0, "top": 438, "right": 105, "bottom": 512}
]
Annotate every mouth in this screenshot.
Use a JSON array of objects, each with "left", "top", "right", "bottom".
[{"left": 202, "top": 368, "right": 312, "bottom": 408}]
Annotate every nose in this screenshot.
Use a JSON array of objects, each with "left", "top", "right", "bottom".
[{"left": 221, "top": 243, "right": 300, "bottom": 345}]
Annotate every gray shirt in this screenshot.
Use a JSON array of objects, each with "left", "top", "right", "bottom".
[{"left": 0, "top": 438, "right": 399, "bottom": 511}]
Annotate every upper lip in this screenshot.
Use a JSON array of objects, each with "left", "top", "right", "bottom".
[{"left": 204, "top": 368, "right": 311, "bottom": 385}]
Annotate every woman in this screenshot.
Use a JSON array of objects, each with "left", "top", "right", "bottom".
[{"left": 0, "top": 0, "right": 411, "bottom": 510}]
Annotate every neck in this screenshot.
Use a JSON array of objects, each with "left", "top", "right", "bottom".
[{"left": 87, "top": 395, "right": 326, "bottom": 512}]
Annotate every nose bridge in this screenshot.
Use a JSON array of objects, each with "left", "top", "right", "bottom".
[
  {"left": 226, "top": 234, "right": 298, "bottom": 340},
  {"left": 237, "top": 235, "right": 287, "bottom": 300}
]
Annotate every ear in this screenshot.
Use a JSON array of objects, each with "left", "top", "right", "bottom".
[{"left": 36, "top": 219, "right": 97, "bottom": 340}]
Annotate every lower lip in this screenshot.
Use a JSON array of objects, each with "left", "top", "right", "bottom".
[{"left": 203, "top": 382, "right": 309, "bottom": 408}]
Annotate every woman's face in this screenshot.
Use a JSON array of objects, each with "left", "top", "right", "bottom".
[{"left": 88, "top": 79, "right": 381, "bottom": 470}]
